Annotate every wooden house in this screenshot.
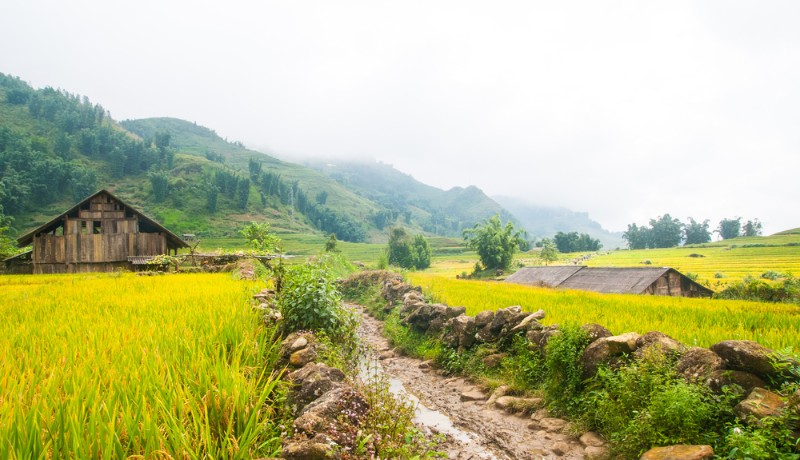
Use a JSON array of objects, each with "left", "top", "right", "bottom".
[
  {"left": 505, "top": 266, "right": 714, "bottom": 298},
  {"left": 10, "top": 190, "right": 188, "bottom": 274}
]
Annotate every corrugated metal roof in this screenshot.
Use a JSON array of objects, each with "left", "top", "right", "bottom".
[
  {"left": 504, "top": 266, "right": 584, "bottom": 288},
  {"left": 558, "top": 267, "right": 671, "bottom": 294}
]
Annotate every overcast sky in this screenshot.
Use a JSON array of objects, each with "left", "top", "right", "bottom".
[{"left": 2, "top": 1, "right": 798, "bottom": 234}]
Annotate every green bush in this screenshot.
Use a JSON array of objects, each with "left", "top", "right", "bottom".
[
  {"left": 584, "top": 349, "right": 734, "bottom": 458},
  {"left": 543, "top": 324, "right": 591, "bottom": 415},
  {"left": 278, "top": 260, "right": 357, "bottom": 342}
]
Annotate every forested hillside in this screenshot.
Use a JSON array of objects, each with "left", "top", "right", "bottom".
[{"left": 0, "top": 73, "right": 526, "bottom": 244}]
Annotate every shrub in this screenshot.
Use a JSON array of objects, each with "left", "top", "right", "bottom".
[
  {"left": 278, "top": 260, "right": 357, "bottom": 342},
  {"left": 584, "top": 349, "right": 733, "bottom": 458},
  {"left": 543, "top": 324, "right": 591, "bottom": 415}
]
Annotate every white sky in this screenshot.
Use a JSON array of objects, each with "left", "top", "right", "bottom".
[{"left": 1, "top": 1, "right": 798, "bottom": 234}]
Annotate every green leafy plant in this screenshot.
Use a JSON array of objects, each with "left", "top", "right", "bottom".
[
  {"left": 278, "top": 259, "right": 357, "bottom": 343},
  {"left": 240, "top": 221, "right": 281, "bottom": 254},
  {"left": 543, "top": 324, "right": 590, "bottom": 415}
]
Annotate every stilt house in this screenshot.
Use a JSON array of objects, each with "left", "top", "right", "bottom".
[
  {"left": 505, "top": 266, "right": 714, "bottom": 298},
  {"left": 11, "top": 190, "right": 188, "bottom": 274}
]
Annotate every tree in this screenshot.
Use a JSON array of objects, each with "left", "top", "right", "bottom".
[
  {"left": 324, "top": 233, "right": 339, "bottom": 252},
  {"left": 148, "top": 170, "right": 169, "bottom": 202},
  {"left": 717, "top": 218, "right": 741, "bottom": 240},
  {"left": 0, "top": 206, "right": 17, "bottom": 259},
  {"left": 206, "top": 186, "right": 219, "bottom": 213},
  {"left": 386, "top": 227, "right": 431, "bottom": 269},
  {"left": 683, "top": 218, "right": 711, "bottom": 245},
  {"left": 240, "top": 222, "right": 281, "bottom": 253},
  {"left": 410, "top": 234, "right": 431, "bottom": 270},
  {"left": 539, "top": 238, "right": 559, "bottom": 265},
  {"left": 237, "top": 178, "right": 250, "bottom": 210},
  {"left": 553, "top": 231, "right": 602, "bottom": 253},
  {"left": 743, "top": 219, "right": 762, "bottom": 237},
  {"left": 387, "top": 227, "right": 413, "bottom": 268},
  {"left": 462, "top": 215, "right": 524, "bottom": 271},
  {"left": 622, "top": 223, "right": 651, "bottom": 250},
  {"left": 315, "top": 191, "right": 328, "bottom": 205},
  {"left": 649, "top": 214, "right": 683, "bottom": 248}
]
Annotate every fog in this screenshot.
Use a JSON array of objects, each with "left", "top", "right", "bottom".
[{"left": 2, "top": 1, "right": 798, "bottom": 233}]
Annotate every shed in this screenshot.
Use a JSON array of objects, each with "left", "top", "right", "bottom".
[
  {"left": 505, "top": 266, "right": 713, "bottom": 298},
  {"left": 12, "top": 189, "right": 188, "bottom": 274}
]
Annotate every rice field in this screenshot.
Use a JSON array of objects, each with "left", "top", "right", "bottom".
[
  {"left": 0, "top": 273, "right": 285, "bottom": 459},
  {"left": 407, "top": 273, "right": 800, "bottom": 351}
]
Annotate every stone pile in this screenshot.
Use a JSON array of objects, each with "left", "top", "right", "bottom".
[
  {"left": 379, "top": 278, "right": 800, "bottom": 460},
  {"left": 252, "top": 287, "right": 282, "bottom": 325}
]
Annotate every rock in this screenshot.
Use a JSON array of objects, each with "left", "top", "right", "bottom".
[
  {"left": 418, "top": 360, "right": 433, "bottom": 369},
  {"left": 581, "top": 332, "right": 641, "bottom": 378},
  {"left": 290, "top": 347, "right": 318, "bottom": 368},
  {"left": 494, "top": 396, "right": 520, "bottom": 411},
  {"left": 527, "top": 325, "right": 560, "bottom": 352},
  {"left": 585, "top": 445, "right": 610, "bottom": 459},
  {"left": 530, "top": 408, "right": 549, "bottom": 421},
  {"left": 287, "top": 363, "right": 346, "bottom": 411},
  {"left": 403, "top": 303, "right": 465, "bottom": 334},
  {"left": 290, "top": 336, "right": 309, "bottom": 352},
  {"left": 708, "top": 370, "right": 766, "bottom": 395},
  {"left": 300, "top": 386, "right": 369, "bottom": 425},
  {"left": 639, "top": 444, "right": 714, "bottom": 460},
  {"left": 482, "top": 353, "right": 507, "bottom": 369},
  {"left": 281, "top": 438, "right": 334, "bottom": 459},
  {"left": 635, "top": 331, "right": 686, "bottom": 358},
  {"left": 460, "top": 389, "right": 487, "bottom": 401},
  {"left": 551, "top": 441, "right": 571, "bottom": 456},
  {"left": 537, "top": 417, "right": 569, "bottom": 433},
  {"left": 280, "top": 332, "right": 315, "bottom": 362},
  {"left": 486, "top": 385, "right": 511, "bottom": 407},
  {"left": 489, "top": 305, "right": 528, "bottom": 336},
  {"left": 677, "top": 347, "right": 725, "bottom": 383},
  {"left": 530, "top": 309, "right": 546, "bottom": 320},
  {"left": 710, "top": 340, "right": 781, "bottom": 380},
  {"left": 441, "top": 314, "right": 477, "bottom": 349},
  {"left": 293, "top": 412, "right": 327, "bottom": 435},
  {"left": 735, "top": 387, "right": 786, "bottom": 422},
  {"left": 580, "top": 432, "right": 606, "bottom": 447},
  {"left": 581, "top": 323, "right": 613, "bottom": 343},
  {"left": 378, "top": 350, "right": 394, "bottom": 360},
  {"left": 508, "top": 313, "right": 544, "bottom": 335},
  {"left": 382, "top": 279, "right": 418, "bottom": 305},
  {"left": 474, "top": 310, "right": 495, "bottom": 328}
]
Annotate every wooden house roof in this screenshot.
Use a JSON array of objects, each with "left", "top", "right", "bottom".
[
  {"left": 505, "top": 266, "right": 714, "bottom": 296},
  {"left": 504, "top": 266, "right": 584, "bottom": 288},
  {"left": 16, "top": 189, "right": 189, "bottom": 249}
]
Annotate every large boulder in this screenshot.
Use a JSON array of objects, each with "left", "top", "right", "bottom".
[
  {"left": 403, "top": 303, "right": 465, "bottom": 334},
  {"left": 441, "top": 314, "right": 477, "bottom": 349},
  {"left": 676, "top": 347, "right": 725, "bottom": 383},
  {"left": 475, "top": 306, "right": 528, "bottom": 343},
  {"left": 282, "top": 433, "right": 336, "bottom": 460},
  {"left": 508, "top": 312, "right": 545, "bottom": 335},
  {"left": 382, "top": 279, "right": 418, "bottom": 304},
  {"left": 581, "top": 323, "right": 612, "bottom": 343},
  {"left": 639, "top": 445, "right": 714, "bottom": 460},
  {"left": 527, "top": 325, "right": 561, "bottom": 353},
  {"left": 734, "top": 387, "right": 786, "bottom": 423},
  {"left": 635, "top": 331, "right": 686, "bottom": 358},
  {"left": 710, "top": 340, "right": 784, "bottom": 381},
  {"left": 581, "top": 332, "right": 641, "bottom": 378},
  {"left": 287, "top": 363, "right": 346, "bottom": 411},
  {"left": 474, "top": 310, "right": 495, "bottom": 328},
  {"left": 708, "top": 370, "right": 766, "bottom": 396}
]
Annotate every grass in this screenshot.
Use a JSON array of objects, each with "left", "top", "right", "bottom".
[
  {"left": 406, "top": 273, "right": 800, "bottom": 351},
  {"left": 0, "top": 272, "right": 288, "bottom": 458}
]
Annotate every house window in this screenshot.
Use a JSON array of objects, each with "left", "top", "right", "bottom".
[
  {"left": 81, "top": 221, "right": 88, "bottom": 235},
  {"left": 93, "top": 221, "right": 102, "bottom": 234}
]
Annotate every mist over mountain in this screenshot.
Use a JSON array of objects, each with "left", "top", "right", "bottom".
[{"left": 493, "top": 195, "right": 625, "bottom": 250}]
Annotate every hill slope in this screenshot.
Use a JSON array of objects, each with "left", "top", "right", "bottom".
[{"left": 493, "top": 195, "right": 625, "bottom": 249}]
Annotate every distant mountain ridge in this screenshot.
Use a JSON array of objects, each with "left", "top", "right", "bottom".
[
  {"left": 2, "top": 71, "right": 628, "bottom": 247},
  {"left": 493, "top": 195, "right": 625, "bottom": 249}
]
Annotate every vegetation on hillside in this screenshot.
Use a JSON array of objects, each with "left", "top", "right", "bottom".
[
  {"left": 463, "top": 214, "right": 525, "bottom": 273},
  {"left": 623, "top": 214, "right": 763, "bottom": 249},
  {"left": 386, "top": 227, "right": 432, "bottom": 270}
]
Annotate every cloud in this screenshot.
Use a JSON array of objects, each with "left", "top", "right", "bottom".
[{"left": 1, "top": 1, "right": 797, "bottom": 234}]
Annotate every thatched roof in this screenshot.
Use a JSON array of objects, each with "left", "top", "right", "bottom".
[
  {"left": 16, "top": 189, "right": 189, "bottom": 250},
  {"left": 504, "top": 266, "right": 584, "bottom": 288}
]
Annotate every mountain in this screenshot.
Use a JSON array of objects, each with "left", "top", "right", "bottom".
[
  {"left": 0, "top": 72, "right": 515, "bottom": 244},
  {"left": 493, "top": 195, "right": 625, "bottom": 250},
  {"left": 305, "top": 159, "right": 517, "bottom": 236}
]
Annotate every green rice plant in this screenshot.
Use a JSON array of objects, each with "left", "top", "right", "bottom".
[{"left": 0, "top": 273, "right": 289, "bottom": 458}]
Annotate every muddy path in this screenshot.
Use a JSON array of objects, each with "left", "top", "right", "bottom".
[{"left": 353, "top": 305, "right": 588, "bottom": 460}]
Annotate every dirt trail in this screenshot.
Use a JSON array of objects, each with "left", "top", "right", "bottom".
[{"left": 354, "top": 305, "right": 587, "bottom": 460}]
